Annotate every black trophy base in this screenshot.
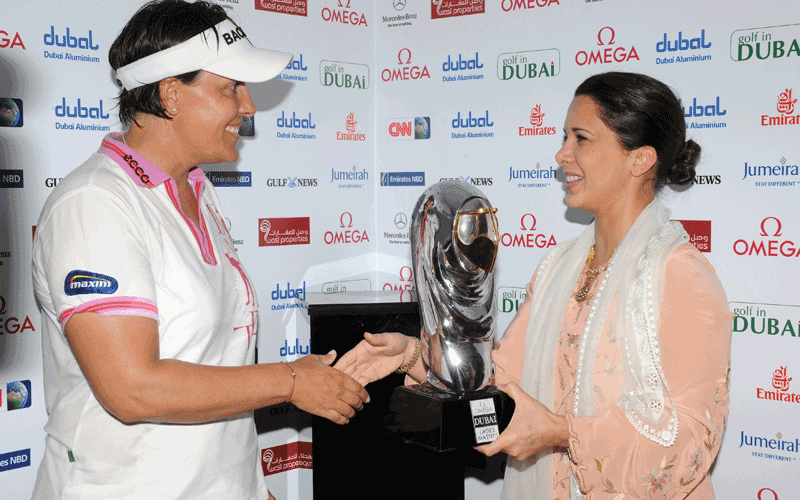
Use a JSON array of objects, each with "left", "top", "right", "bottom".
[{"left": 385, "top": 383, "right": 515, "bottom": 451}]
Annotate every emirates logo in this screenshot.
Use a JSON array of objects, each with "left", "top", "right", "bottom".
[
  {"left": 777, "top": 88, "right": 796, "bottom": 115},
  {"left": 772, "top": 366, "right": 792, "bottom": 392}
]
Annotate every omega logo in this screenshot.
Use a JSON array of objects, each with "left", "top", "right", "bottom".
[
  {"left": 760, "top": 216, "right": 782, "bottom": 237},
  {"left": 340, "top": 212, "right": 353, "bottom": 228},
  {"left": 398, "top": 48, "right": 412, "bottom": 65},
  {"left": 597, "top": 26, "right": 616, "bottom": 46},
  {"left": 520, "top": 213, "right": 536, "bottom": 231}
]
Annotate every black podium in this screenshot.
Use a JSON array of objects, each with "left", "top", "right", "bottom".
[{"left": 309, "top": 297, "right": 476, "bottom": 500}]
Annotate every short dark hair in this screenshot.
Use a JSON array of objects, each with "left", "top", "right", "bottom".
[
  {"left": 575, "top": 72, "right": 700, "bottom": 192},
  {"left": 109, "top": 0, "right": 228, "bottom": 127}
]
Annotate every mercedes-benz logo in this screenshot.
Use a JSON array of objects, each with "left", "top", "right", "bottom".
[
  {"left": 393, "top": 0, "right": 406, "bottom": 11},
  {"left": 394, "top": 213, "right": 408, "bottom": 229}
]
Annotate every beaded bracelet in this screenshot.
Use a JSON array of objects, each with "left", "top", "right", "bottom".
[
  {"left": 396, "top": 338, "right": 421, "bottom": 374},
  {"left": 284, "top": 362, "right": 296, "bottom": 402}
]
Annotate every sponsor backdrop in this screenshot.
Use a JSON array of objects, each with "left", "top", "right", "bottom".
[{"left": 1, "top": 0, "right": 799, "bottom": 498}]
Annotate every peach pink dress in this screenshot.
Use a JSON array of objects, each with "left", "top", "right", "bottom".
[{"left": 494, "top": 243, "right": 732, "bottom": 499}]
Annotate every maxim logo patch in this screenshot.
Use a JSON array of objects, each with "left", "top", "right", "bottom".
[{"left": 64, "top": 270, "right": 119, "bottom": 296}]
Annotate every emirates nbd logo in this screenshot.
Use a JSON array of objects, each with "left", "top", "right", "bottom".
[{"left": 64, "top": 270, "right": 118, "bottom": 296}]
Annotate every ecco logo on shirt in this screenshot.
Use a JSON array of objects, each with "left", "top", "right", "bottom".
[
  {"left": 122, "top": 154, "right": 151, "bottom": 185},
  {"left": 64, "top": 270, "right": 119, "bottom": 296}
]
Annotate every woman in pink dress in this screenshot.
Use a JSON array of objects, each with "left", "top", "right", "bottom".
[{"left": 337, "top": 72, "right": 732, "bottom": 499}]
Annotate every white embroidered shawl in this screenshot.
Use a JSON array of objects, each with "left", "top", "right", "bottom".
[{"left": 501, "top": 199, "right": 689, "bottom": 500}]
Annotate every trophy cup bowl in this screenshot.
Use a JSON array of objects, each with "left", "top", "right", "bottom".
[{"left": 385, "top": 180, "right": 514, "bottom": 451}]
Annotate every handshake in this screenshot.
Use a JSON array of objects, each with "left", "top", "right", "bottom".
[{"left": 286, "top": 331, "right": 420, "bottom": 425}]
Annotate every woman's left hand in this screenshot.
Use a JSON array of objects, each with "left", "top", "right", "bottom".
[{"left": 475, "top": 382, "right": 569, "bottom": 461}]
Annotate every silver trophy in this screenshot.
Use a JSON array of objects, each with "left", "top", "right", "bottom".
[{"left": 386, "top": 180, "right": 513, "bottom": 450}]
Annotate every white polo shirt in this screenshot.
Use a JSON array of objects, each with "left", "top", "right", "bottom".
[{"left": 31, "top": 133, "right": 267, "bottom": 499}]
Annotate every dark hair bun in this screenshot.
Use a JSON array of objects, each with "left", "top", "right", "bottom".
[{"left": 668, "top": 139, "right": 701, "bottom": 186}]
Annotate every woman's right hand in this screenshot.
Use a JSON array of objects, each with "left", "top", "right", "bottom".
[{"left": 333, "top": 332, "right": 416, "bottom": 386}]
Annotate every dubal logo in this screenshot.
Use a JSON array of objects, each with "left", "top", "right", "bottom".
[
  {"left": 731, "top": 24, "right": 800, "bottom": 62},
  {"left": 732, "top": 302, "right": 800, "bottom": 340},
  {"left": 277, "top": 54, "right": 308, "bottom": 83},
  {"left": 431, "top": 0, "right": 485, "bottom": 20},
  {"left": 442, "top": 52, "right": 485, "bottom": 82},
  {"left": 681, "top": 95, "right": 727, "bottom": 130},
  {"left": 324, "top": 212, "right": 369, "bottom": 245},
  {"left": 440, "top": 176, "right": 493, "bottom": 187},
  {"left": 331, "top": 165, "right": 369, "bottom": 188},
  {"left": 497, "top": 49, "right": 559, "bottom": 81},
  {"left": 576, "top": 27, "right": 639, "bottom": 66},
  {"left": 451, "top": 110, "right": 494, "bottom": 139},
  {"left": 762, "top": 88, "right": 799, "bottom": 126},
  {"left": 276, "top": 110, "right": 316, "bottom": 140},
  {"left": 321, "top": 0, "right": 368, "bottom": 27},
  {"left": 280, "top": 338, "right": 310, "bottom": 357},
  {"left": 498, "top": 286, "right": 527, "bottom": 315},
  {"left": 271, "top": 281, "right": 306, "bottom": 311},
  {"left": 734, "top": 217, "right": 800, "bottom": 257},
  {"left": 519, "top": 104, "right": 556, "bottom": 137},
  {"left": 0, "top": 295, "right": 35, "bottom": 336},
  {"left": 757, "top": 366, "right": 800, "bottom": 404},
  {"left": 655, "top": 29, "right": 711, "bottom": 65},
  {"left": 509, "top": 162, "right": 557, "bottom": 188},
  {"left": 383, "top": 266, "right": 414, "bottom": 302},
  {"left": 320, "top": 60, "right": 369, "bottom": 90},
  {"left": 54, "top": 97, "right": 111, "bottom": 132},
  {"left": 0, "top": 30, "right": 25, "bottom": 49},
  {"left": 500, "top": 213, "right": 557, "bottom": 249},
  {"left": 382, "top": 48, "right": 430, "bottom": 82},
  {"left": 501, "top": 0, "right": 560, "bottom": 13},
  {"left": 742, "top": 157, "right": 799, "bottom": 186},
  {"left": 337, "top": 112, "right": 366, "bottom": 141},
  {"left": 387, "top": 117, "right": 430, "bottom": 140},
  {"left": 44, "top": 26, "right": 98, "bottom": 50}
]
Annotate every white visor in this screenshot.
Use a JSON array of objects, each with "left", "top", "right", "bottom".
[{"left": 115, "top": 19, "right": 293, "bottom": 91}]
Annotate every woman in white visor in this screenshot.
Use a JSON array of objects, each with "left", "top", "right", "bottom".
[{"left": 31, "top": 2, "right": 368, "bottom": 499}]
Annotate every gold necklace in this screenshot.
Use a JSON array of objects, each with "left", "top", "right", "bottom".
[{"left": 574, "top": 245, "right": 613, "bottom": 303}]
